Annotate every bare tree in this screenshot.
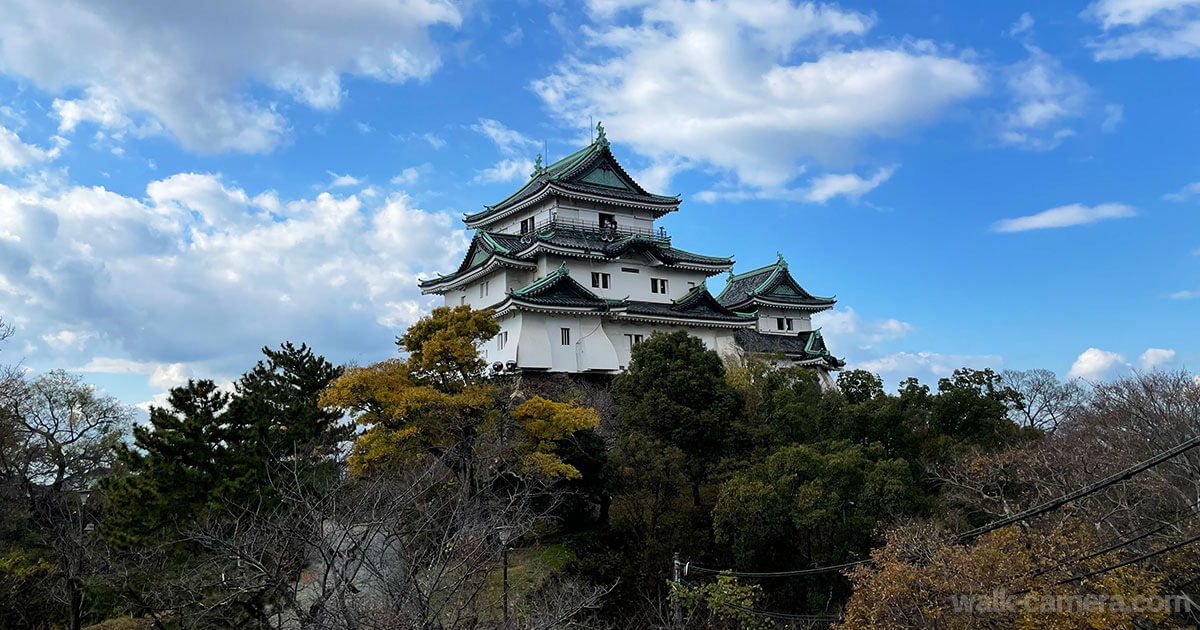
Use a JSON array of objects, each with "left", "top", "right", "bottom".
[
  {"left": 135, "top": 453, "right": 612, "bottom": 629},
  {"left": 0, "top": 368, "right": 133, "bottom": 630},
  {"left": 936, "top": 370, "right": 1200, "bottom": 625},
  {"left": 999, "top": 369, "right": 1087, "bottom": 433}
]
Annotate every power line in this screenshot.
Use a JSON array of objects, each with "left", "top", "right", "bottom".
[
  {"left": 954, "top": 434, "right": 1200, "bottom": 542},
  {"left": 1026, "top": 499, "right": 1200, "bottom": 581},
  {"left": 687, "top": 558, "right": 869, "bottom": 578},
  {"left": 1053, "top": 531, "right": 1200, "bottom": 587},
  {"left": 685, "top": 434, "right": 1200, "bottom": 580}
]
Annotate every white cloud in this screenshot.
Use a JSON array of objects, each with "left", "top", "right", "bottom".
[
  {"left": 805, "top": 166, "right": 896, "bottom": 203},
  {"left": 78, "top": 357, "right": 195, "bottom": 390},
  {"left": 992, "top": 202, "right": 1136, "bottom": 232},
  {"left": 0, "top": 171, "right": 468, "bottom": 399},
  {"left": 1169, "top": 289, "right": 1199, "bottom": 299},
  {"left": 422, "top": 133, "right": 447, "bottom": 150},
  {"left": 475, "top": 159, "right": 535, "bottom": 184},
  {"left": 1139, "top": 347, "right": 1176, "bottom": 369},
  {"left": 472, "top": 118, "right": 539, "bottom": 155},
  {"left": 0, "top": 0, "right": 461, "bottom": 153},
  {"left": 1102, "top": 103, "right": 1125, "bottom": 132},
  {"left": 532, "top": 0, "right": 983, "bottom": 193},
  {"left": 0, "top": 125, "right": 65, "bottom": 171},
  {"left": 1084, "top": 0, "right": 1200, "bottom": 59},
  {"left": 1164, "top": 181, "right": 1200, "bottom": 201},
  {"left": 503, "top": 25, "right": 525, "bottom": 46},
  {"left": 998, "top": 46, "right": 1089, "bottom": 150},
  {"left": 327, "top": 171, "right": 362, "bottom": 188},
  {"left": 855, "top": 351, "right": 1004, "bottom": 380},
  {"left": 1009, "top": 12, "right": 1035, "bottom": 37},
  {"left": 41, "top": 329, "right": 95, "bottom": 351},
  {"left": 1067, "top": 347, "right": 1130, "bottom": 379},
  {"left": 391, "top": 167, "right": 420, "bottom": 185},
  {"left": 815, "top": 307, "right": 915, "bottom": 352}
]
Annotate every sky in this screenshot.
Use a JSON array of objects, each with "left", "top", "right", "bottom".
[{"left": 0, "top": 0, "right": 1198, "bottom": 412}]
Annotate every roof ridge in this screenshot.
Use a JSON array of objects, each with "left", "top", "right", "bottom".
[{"left": 726, "top": 259, "right": 784, "bottom": 281}]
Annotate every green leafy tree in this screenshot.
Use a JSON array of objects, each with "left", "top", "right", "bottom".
[
  {"left": 713, "top": 441, "right": 923, "bottom": 610},
  {"left": 101, "top": 380, "right": 241, "bottom": 547},
  {"left": 931, "top": 368, "right": 1024, "bottom": 444},
  {"left": 102, "top": 343, "right": 346, "bottom": 547},
  {"left": 612, "top": 331, "right": 744, "bottom": 505},
  {"left": 230, "top": 342, "right": 349, "bottom": 470}
]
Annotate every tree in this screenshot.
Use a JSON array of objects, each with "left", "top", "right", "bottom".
[
  {"left": 0, "top": 369, "right": 131, "bottom": 630},
  {"left": 322, "top": 307, "right": 598, "bottom": 488},
  {"left": 712, "top": 441, "right": 923, "bottom": 611},
  {"left": 841, "top": 523, "right": 1174, "bottom": 629},
  {"left": 838, "top": 369, "right": 885, "bottom": 406},
  {"left": 612, "top": 331, "right": 743, "bottom": 505},
  {"left": 1000, "top": 369, "right": 1086, "bottom": 432},
  {"left": 103, "top": 343, "right": 349, "bottom": 548},
  {"left": 231, "top": 342, "right": 349, "bottom": 469},
  {"left": 101, "top": 379, "right": 241, "bottom": 547},
  {"left": 930, "top": 368, "right": 1027, "bottom": 448}
]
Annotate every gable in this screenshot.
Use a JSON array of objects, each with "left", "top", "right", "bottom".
[
  {"left": 578, "top": 162, "right": 636, "bottom": 191},
  {"left": 769, "top": 283, "right": 799, "bottom": 297}
]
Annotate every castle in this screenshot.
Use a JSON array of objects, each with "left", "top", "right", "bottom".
[{"left": 419, "top": 124, "right": 844, "bottom": 387}]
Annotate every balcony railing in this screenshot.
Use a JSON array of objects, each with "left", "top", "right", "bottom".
[{"left": 530, "top": 216, "right": 671, "bottom": 245}]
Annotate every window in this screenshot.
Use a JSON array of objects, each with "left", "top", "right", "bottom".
[
  {"left": 497, "top": 331, "right": 508, "bottom": 350},
  {"left": 651, "top": 278, "right": 669, "bottom": 294},
  {"left": 520, "top": 217, "right": 535, "bottom": 234},
  {"left": 460, "top": 295, "right": 466, "bottom": 306},
  {"left": 786, "top": 318, "right": 794, "bottom": 331},
  {"left": 591, "top": 272, "right": 610, "bottom": 289},
  {"left": 625, "top": 333, "right": 644, "bottom": 347},
  {"left": 479, "top": 280, "right": 490, "bottom": 299},
  {"left": 560, "top": 327, "right": 571, "bottom": 345},
  {"left": 599, "top": 212, "right": 616, "bottom": 229},
  {"left": 777, "top": 317, "right": 785, "bottom": 330},
  {"left": 621, "top": 267, "right": 639, "bottom": 274}
]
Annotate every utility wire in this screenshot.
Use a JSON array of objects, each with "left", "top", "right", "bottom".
[
  {"left": 954, "top": 434, "right": 1200, "bottom": 542},
  {"left": 685, "top": 434, "right": 1200, "bottom": 579},
  {"left": 1052, "top": 531, "right": 1200, "bottom": 587},
  {"left": 687, "top": 558, "right": 870, "bottom": 578},
  {"left": 1025, "top": 498, "right": 1200, "bottom": 581}
]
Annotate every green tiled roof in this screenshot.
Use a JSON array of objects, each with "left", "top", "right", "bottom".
[
  {"left": 509, "top": 264, "right": 607, "bottom": 307},
  {"left": 464, "top": 131, "right": 679, "bottom": 226},
  {"left": 420, "top": 226, "right": 733, "bottom": 290},
  {"left": 732, "top": 329, "right": 845, "bottom": 369},
  {"left": 716, "top": 255, "right": 835, "bottom": 309}
]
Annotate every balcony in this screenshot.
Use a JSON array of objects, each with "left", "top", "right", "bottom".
[{"left": 530, "top": 216, "right": 671, "bottom": 246}]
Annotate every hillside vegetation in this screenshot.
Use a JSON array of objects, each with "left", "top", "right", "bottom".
[{"left": 1, "top": 310, "right": 1197, "bottom": 629}]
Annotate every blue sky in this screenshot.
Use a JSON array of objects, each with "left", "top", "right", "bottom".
[{"left": 0, "top": 0, "right": 1198, "bottom": 410}]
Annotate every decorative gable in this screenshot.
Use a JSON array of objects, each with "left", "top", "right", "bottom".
[{"left": 578, "top": 162, "right": 636, "bottom": 191}]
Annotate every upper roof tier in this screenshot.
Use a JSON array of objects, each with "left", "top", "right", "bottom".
[
  {"left": 716, "top": 254, "right": 836, "bottom": 312},
  {"left": 463, "top": 123, "right": 680, "bottom": 229}
]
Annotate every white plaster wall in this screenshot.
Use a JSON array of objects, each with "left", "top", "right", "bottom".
[
  {"left": 443, "top": 269, "right": 509, "bottom": 310},
  {"left": 755, "top": 307, "right": 812, "bottom": 334},
  {"left": 602, "top": 320, "right": 726, "bottom": 369},
  {"left": 547, "top": 257, "right": 709, "bottom": 303}
]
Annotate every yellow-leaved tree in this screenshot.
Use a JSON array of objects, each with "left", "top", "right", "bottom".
[
  {"left": 840, "top": 522, "right": 1174, "bottom": 630},
  {"left": 320, "top": 306, "right": 598, "bottom": 485}
]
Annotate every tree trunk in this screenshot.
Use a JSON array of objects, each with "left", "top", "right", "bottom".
[
  {"left": 598, "top": 493, "right": 611, "bottom": 524},
  {"left": 691, "top": 481, "right": 701, "bottom": 506}
]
